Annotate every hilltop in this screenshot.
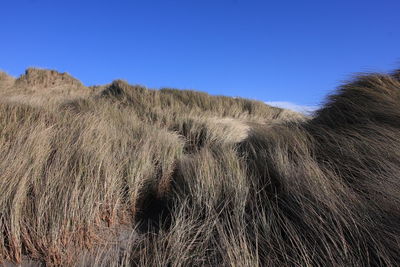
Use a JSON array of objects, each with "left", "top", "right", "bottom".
[{"left": 0, "top": 68, "right": 399, "bottom": 266}]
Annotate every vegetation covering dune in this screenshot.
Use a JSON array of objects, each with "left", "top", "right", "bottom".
[{"left": 0, "top": 68, "right": 399, "bottom": 266}]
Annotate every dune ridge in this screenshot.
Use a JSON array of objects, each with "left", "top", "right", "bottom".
[{"left": 0, "top": 68, "right": 399, "bottom": 266}]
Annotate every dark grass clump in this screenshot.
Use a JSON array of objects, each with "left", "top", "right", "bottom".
[{"left": 239, "top": 71, "right": 400, "bottom": 266}]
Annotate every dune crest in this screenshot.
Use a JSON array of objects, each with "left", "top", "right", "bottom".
[{"left": 0, "top": 67, "right": 399, "bottom": 266}]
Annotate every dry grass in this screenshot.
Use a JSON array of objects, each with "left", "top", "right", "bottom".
[{"left": 0, "top": 68, "right": 399, "bottom": 266}]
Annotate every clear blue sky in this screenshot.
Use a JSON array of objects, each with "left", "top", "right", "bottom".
[{"left": 1, "top": 0, "right": 400, "bottom": 107}]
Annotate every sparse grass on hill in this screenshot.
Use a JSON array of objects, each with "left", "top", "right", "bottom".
[{"left": 0, "top": 68, "right": 399, "bottom": 266}]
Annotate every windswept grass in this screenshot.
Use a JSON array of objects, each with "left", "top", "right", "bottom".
[{"left": 0, "top": 68, "right": 399, "bottom": 266}]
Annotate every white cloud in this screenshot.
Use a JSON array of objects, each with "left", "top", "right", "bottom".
[{"left": 265, "top": 101, "right": 319, "bottom": 115}]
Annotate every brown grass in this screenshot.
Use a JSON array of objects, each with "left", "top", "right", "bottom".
[{"left": 0, "top": 68, "right": 399, "bottom": 266}]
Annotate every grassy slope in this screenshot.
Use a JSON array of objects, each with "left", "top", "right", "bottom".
[{"left": 0, "top": 68, "right": 399, "bottom": 266}]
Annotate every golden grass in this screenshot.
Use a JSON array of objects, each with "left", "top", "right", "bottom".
[{"left": 0, "top": 68, "right": 399, "bottom": 266}]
